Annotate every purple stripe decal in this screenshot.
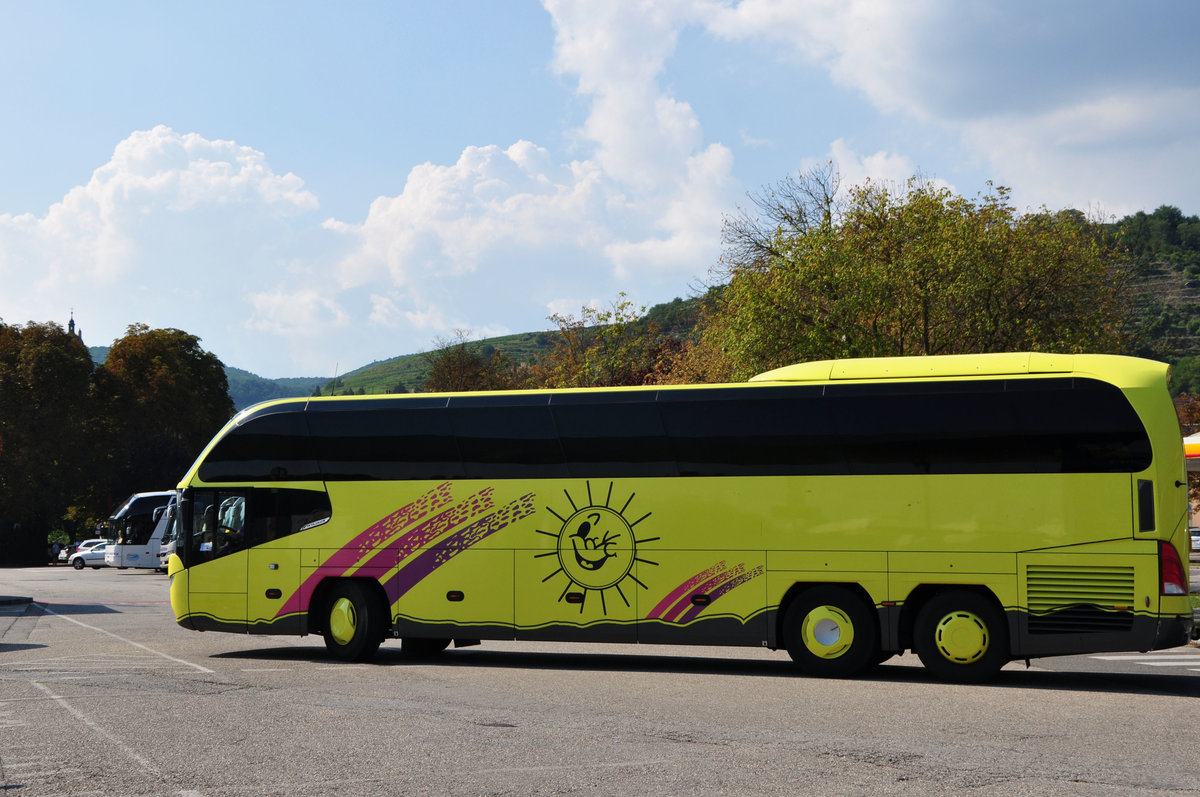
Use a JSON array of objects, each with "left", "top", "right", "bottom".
[
  {"left": 275, "top": 482, "right": 456, "bottom": 617},
  {"left": 660, "top": 564, "right": 746, "bottom": 623},
  {"left": 646, "top": 561, "right": 726, "bottom": 619},
  {"left": 357, "top": 487, "right": 495, "bottom": 577},
  {"left": 384, "top": 493, "right": 536, "bottom": 601},
  {"left": 676, "top": 565, "right": 764, "bottom": 624}
]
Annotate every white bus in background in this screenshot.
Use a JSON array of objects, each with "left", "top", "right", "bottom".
[
  {"left": 104, "top": 491, "right": 174, "bottom": 570},
  {"left": 157, "top": 501, "right": 181, "bottom": 572}
]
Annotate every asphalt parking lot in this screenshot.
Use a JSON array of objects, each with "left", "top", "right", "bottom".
[{"left": 3, "top": 565, "right": 1200, "bottom": 796}]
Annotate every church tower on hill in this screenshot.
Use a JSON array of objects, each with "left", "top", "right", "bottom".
[{"left": 67, "top": 311, "right": 83, "bottom": 343}]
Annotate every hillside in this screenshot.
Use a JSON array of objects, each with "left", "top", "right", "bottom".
[
  {"left": 88, "top": 345, "right": 325, "bottom": 410},
  {"left": 82, "top": 201, "right": 1200, "bottom": 406},
  {"left": 225, "top": 368, "right": 326, "bottom": 409},
  {"left": 319, "top": 330, "right": 558, "bottom": 396}
]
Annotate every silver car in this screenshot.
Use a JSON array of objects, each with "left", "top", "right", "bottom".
[{"left": 68, "top": 543, "right": 108, "bottom": 570}]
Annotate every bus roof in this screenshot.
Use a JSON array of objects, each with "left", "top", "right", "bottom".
[
  {"left": 750, "top": 352, "right": 1166, "bottom": 388},
  {"left": 226, "top": 353, "right": 1168, "bottom": 420}
]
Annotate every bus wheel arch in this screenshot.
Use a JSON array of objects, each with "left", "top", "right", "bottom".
[
  {"left": 910, "top": 588, "right": 1010, "bottom": 683},
  {"left": 780, "top": 583, "right": 880, "bottom": 677},
  {"left": 313, "top": 578, "right": 391, "bottom": 662}
]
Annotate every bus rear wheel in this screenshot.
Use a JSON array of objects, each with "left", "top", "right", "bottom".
[
  {"left": 321, "top": 581, "right": 384, "bottom": 662},
  {"left": 783, "top": 585, "right": 879, "bottom": 677},
  {"left": 913, "top": 590, "right": 1009, "bottom": 683}
]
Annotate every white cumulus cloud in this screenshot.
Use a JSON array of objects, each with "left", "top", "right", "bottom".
[
  {"left": 0, "top": 126, "right": 331, "bottom": 375},
  {"left": 325, "top": 1, "right": 741, "bottom": 348}
]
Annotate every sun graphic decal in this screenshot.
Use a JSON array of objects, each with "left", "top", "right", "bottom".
[{"left": 535, "top": 481, "right": 659, "bottom": 615}]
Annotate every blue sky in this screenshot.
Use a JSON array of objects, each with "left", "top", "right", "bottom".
[{"left": 2, "top": 0, "right": 1198, "bottom": 378}]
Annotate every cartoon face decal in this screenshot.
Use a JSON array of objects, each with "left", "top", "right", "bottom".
[
  {"left": 536, "top": 481, "right": 658, "bottom": 614},
  {"left": 560, "top": 506, "right": 633, "bottom": 586}
]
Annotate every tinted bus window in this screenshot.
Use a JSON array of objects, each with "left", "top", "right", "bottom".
[
  {"left": 823, "top": 378, "right": 1152, "bottom": 474},
  {"left": 657, "top": 386, "right": 837, "bottom": 476},
  {"left": 550, "top": 392, "right": 675, "bottom": 478},
  {"left": 449, "top": 395, "right": 566, "bottom": 478},
  {"left": 198, "top": 410, "right": 318, "bottom": 482},
  {"left": 308, "top": 398, "right": 463, "bottom": 481}
]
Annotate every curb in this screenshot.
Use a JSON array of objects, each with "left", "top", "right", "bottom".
[{"left": 0, "top": 596, "right": 32, "bottom": 606}]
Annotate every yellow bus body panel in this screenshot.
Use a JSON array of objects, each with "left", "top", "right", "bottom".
[{"left": 168, "top": 353, "right": 1191, "bottom": 660}]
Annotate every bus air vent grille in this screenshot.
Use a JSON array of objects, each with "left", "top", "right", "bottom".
[{"left": 1025, "top": 564, "right": 1136, "bottom": 635}]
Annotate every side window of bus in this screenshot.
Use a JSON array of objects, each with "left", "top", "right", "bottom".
[
  {"left": 190, "top": 491, "right": 247, "bottom": 562},
  {"left": 243, "top": 488, "right": 332, "bottom": 546}
]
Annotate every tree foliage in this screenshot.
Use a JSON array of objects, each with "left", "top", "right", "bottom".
[
  {"left": 1119, "top": 205, "right": 1200, "bottom": 275},
  {"left": 91, "top": 324, "right": 234, "bottom": 501},
  {"left": 674, "top": 168, "right": 1135, "bottom": 382},
  {"left": 422, "top": 330, "right": 523, "bottom": 392},
  {"left": 1175, "top": 394, "right": 1200, "bottom": 515},
  {"left": 0, "top": 321, "right": 233, "bottom": 563},
  {"left": 530, "top": 294, "right": 667, "bottom": 388},
  {"left": 0, "top": 321, "right": 95, "bottom": 563}
]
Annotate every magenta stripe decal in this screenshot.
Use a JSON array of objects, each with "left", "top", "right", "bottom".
[
  {"left": 676, "top": 565, "right": 765, "bottom": 624},
  {"left": 326, "top": 482, "right": 454, "bottom": 574},
  {"left": 646, "top": 561, "right": 727, "bottom": 619},
  {"left": 659, "top": 564, "right": 746, "bottom": 623},
  {"left": 275, "top": 482, "right": 456, "bottom": 617},
  {"left": 384, "top": 493, "right": 536, "bottom": 601},
  {"left": 357, "top": 487, "right": 495, "bottom": 577}
]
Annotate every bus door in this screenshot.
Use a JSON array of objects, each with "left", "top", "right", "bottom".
[
  {"left": 187, "top": 490, "right": 248, "bottom": 632},
  {"left": 244, "top": 488, "right": 329, "bottom": 635}
]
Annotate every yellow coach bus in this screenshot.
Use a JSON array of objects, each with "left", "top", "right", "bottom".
[{"left": 165, "top": 352, "right": 1192, "bottom": 682}]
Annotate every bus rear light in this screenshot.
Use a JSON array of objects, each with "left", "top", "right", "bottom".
[{"left": 1159, "top": 541, "right": 1188, "bottom": 596}]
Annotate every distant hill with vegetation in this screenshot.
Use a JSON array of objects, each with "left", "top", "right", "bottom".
[
  {"left": 225, "top": 368, "right": 326, "bottom": 410},
  {"left": 85, "top": 205, "right": 1200, "bottom": 406},
  {"left": 89, "top": 344, "right": 325, "bottom": 410},
  {"left": 317, "top": 330, "right": 558, "bottom": 397},
  {"left": 314, "top": 295, "right": 705, "bottom": 397}
]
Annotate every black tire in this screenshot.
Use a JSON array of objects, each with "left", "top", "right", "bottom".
[
  {"left": 782, "top": 585, "right": 879, "bottom": 677},
  {"left": 72, "top": 558, "right": 84, "bottom": 570},
  {"left": 913, "top": 590, "right": 1009, "bottom": 683},
  {"left": 321, "top": 581, "right": 385, "bottom": 662},
  {"left": 400, "top": 638, "right": 451, "bottom": 658}
]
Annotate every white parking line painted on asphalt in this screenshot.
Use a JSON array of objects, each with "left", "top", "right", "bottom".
[
  {"left": 1092, "top": 654, "right": 1200, "bottom": 659},
  {"left": 0, "top": 652, "right": 195, "bottom": 675},
  {"left": 1130, "top": 661, "right": 1200, "bottom": 667},
  {"left": 40, "top": 604, "right": 214, "bottom": 674},
  {"left": 32, "top": 681, "right": 165, "bottom": 782},
  {"left": 1090, "top": 651, "right": 1200, "bottom": 669}
]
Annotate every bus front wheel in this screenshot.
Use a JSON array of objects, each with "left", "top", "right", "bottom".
[
  {"left": 321, "top": 581, "right": 384, "bottom": 662},
  {"left": 913, "top": 590, "right": 1009, "bottom": 683},
  {"left": 783, "top": 585, "right": 879, "bottom": 677}
]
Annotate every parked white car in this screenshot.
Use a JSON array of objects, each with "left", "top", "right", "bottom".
[
  {"left": 69, "top": 543, "right": 108, "bottom": 570},
  {"left": 59, "top": 538, "right": 106, "bottom": 562}
]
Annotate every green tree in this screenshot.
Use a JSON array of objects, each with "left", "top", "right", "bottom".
[
  {"left": 91, "top": 324, "right": 234, "bottom": 503},
  {"left": 676, "top": 170, "right": 1135, "bottom": 382},
  {"left": 0, "top": 321, "right": 95, "bottom": 563},
  {"left": 422, "top": 330, "right": 522, "bottom": 392},
  {"left": 531, "top": 294, "right": 665, "bottom": 388}
]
